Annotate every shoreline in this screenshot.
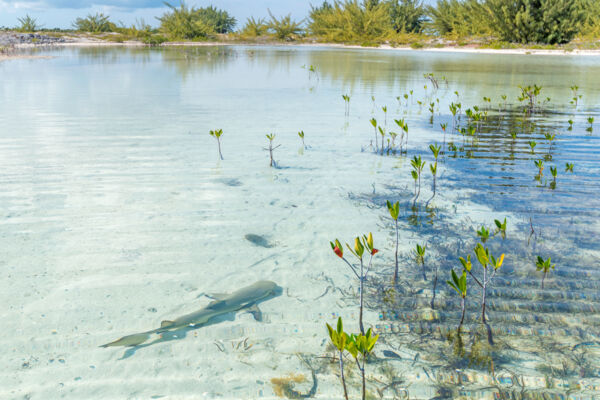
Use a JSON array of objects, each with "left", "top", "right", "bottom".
[{"left": 3, "top": 35, "right": 600, "bottom": 58}]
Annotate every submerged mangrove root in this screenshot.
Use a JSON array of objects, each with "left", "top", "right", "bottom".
[
  {"left": 338, "top": 350, "right": 349, "bottom": 400},
  {"left": 484, "top": 321, "right": 494, "bottom": 346},
  {"left": 459, "top": 297, "right": 466, "bottom": 333},
  {"left": 430, "top": 264, "right": 438, "bottom": 309}
]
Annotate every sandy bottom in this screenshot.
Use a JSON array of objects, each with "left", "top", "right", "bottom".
[{"left": 2, "top": 46, "right": 599, "bottom": 399}]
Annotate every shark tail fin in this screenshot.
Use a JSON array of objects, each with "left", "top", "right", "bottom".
[
  {"left": 160, "top": 320, "right": 175, "bottom": 328},
  {"left": 100, "top": 332, "right": 152, "bottom": 348}
]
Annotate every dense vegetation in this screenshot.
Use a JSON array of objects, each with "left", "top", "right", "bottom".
[
  {"left": 307, "top": 0, "right": 426, "bottom": 43},
  {"left": 69, "top": 2, "right": 235, "bottom": 41},
  {"left": 428, "top": 0, "right": 589, "bottom": 44},
  {"left": 9, "top": 0, "right": 600, "bottom": 46},
  {"left": 307, "top": 0, "right": 594, "bottom": 44}
]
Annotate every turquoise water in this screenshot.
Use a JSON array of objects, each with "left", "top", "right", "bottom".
[{"left": 1, "top": 46, "right": 599, "bottom": 399}]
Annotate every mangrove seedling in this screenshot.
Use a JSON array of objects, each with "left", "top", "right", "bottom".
[
  {"left": 298, "top": 130, "right": 306, "bottom": 149},
  {"left": 568, "top": 119, "right": 574, "bottom": 130},
  {"left": 544, "top": 133, "right": 556, "bottom": 155},
  {"left": 346, "top": 328, "right": 379, "bottom": 400},
  {"left": 410, "top": 155, "right": 425, "bottom": 203},
  {"left": 440, "top": 123, "right": 448, "bottom": 156},
  {"left": 518, "top": 84, "right": 542, "bottom": 113},
  {"left": 466, "top": 124, "right": 476, "bottom": 137},
  {"left": 413, "top": 243, "right": 427, "bottom": 280},
  {"left": 330, "top": 233, "right": 378, "bottom": 334},
  {"left": 209, "top": 129, "right": 224, "bottom": 160},
  {"left": 326, "top": 317, "right": 350, "bottom": 400},
  {"left": 389, "top": 132, "right": 398, "bottom": 153},
  {"left": 565, "top": 162, "right": 574, "bottom": 173},
  {"left": 448, "top": 141, "right": 458, "bottom": 157},
  {"left": 570, "top": 85, "right": 581, "bottom": 107},
  {"left": 382, "top": 106, "right": 388, "bottom": 130},
  {"left": 477, "top": 225, "right": 490, "bottom": 243},
  {"left": 587, "top": 116, "right": 594, "bottom": 133},
  {"left": 447, "top": 269, "right": 467, "bottom": 333},
  {"left": 386, "top": 200, "right": 400, "bottom": 284},
  {"left": 494, "top": 218, "right": 507, "bottom": 239},
  {"left": 449, "top": 103, "right": 459, "bottom": 131},
  {"left": 342, "top": 94, "right": 350, "bottom": 115},
  {"left": 550, "top": 166, "right": 557, "bottom": 189},
  {"left": 510, "top": 132, "right": 517, "bottom": 140},
  {"left": 424, "top": 72, "right": 439, "bottom": 90},
  {"left": 536, "top": 256, "right": 555, "bottom": 289},
  {"left": 265, "top": 134, "right": 280, "bottom": 167},
  {"left": 429, "top": 143, "right": 441, "bottom": 199},
  {"left": 394, "top": 118, "right": 409, "bottom": 151},
  {"left": 465, "top": 243, "right": 505, "bottom": 344},
  {"left": 378, "top": 126, "right": 386, "bottom": 155},
  {"left": 534, "top": 159, "right": 544, "bottom": 179},
  {"left": 529, "top": 140, "right": 537, "bottom": 154},
  {"left": 370, "top": 118, "right": 378, "bottom": 152}
]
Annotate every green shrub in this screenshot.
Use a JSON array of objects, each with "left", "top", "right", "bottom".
[
  {"left": 73, "top": 13, "right": 115, "bottom": 32},
  {"left": 389, "top": 0, "right": 426, "bottom": 33},
  {"left": 195, "top": 5, "right": 236, "bottom": 33},
  {"left": 484, "top": 0, "right": 587, "bottom": 44},
  {"left": 158, "top": 2, "right": 235, "bottom": 40},
  {"left": 267, "top": 10, "right": 304, "bottom": 40},
  {"left": 240, "top": 17, "right": 268, "bottom": 37},
  {"left": 17, "top": 15, "right": 42, "bottom": 32},
  {"left": 308, "top": 0, "right": 394, "bottom": 42},
  {"left": 428, "top": 0, "right": 590, "bottom": 44},
  {"left": 158, "top": 2, "right": 212, "bottom": 39},
  {"left": 579, "top": 0, "right": 600, "bottom": 37},
  {"left": 427, "top": 0, "right": 490, "bottom": 37}
]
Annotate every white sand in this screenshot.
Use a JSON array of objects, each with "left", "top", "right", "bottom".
[{"left": 8, "top": 34, "right": 600, "bottom": 56}]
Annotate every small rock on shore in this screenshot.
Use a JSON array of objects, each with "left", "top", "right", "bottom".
[{"left": 0, "top": 32, "right": 69, "bottom": 46}]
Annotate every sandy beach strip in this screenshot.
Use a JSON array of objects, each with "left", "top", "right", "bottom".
[{"left": 3, "top": 32, "right": 600, "bottom": 57}]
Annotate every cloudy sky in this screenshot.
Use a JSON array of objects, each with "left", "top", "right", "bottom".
[{"left": 0, "top": 0, "right": 320, "bottom": 29}]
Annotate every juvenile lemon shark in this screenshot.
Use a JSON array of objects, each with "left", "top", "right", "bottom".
[{"left": 100, "top": 280, "right": 281, "bottom": 348}]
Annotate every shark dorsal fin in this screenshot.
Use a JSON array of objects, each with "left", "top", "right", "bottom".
[{"left": 160, "top": 320, "right": 175, "bottom": 328}]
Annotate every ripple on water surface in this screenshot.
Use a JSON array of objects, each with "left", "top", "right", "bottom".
[{"left": 1, "top": 46, "right": 600, "bottom": 399}]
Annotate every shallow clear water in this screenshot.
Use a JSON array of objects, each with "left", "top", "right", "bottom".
[{"left": 1, "top": 46, "right": 599, "bottom": 399}]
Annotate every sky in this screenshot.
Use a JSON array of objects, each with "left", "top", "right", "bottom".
[{"left": 0, "top": 0, "right": 317, "bottom": 29}]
